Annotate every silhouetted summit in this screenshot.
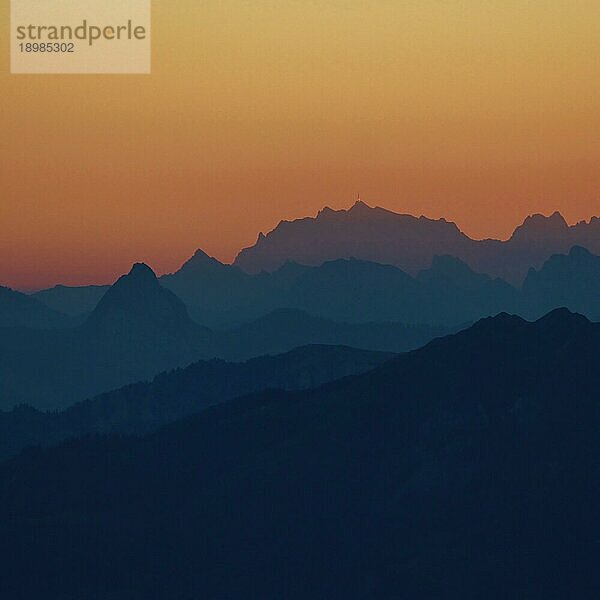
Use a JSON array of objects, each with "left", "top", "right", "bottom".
[
  {"left": 88, "top": 262, "right": 189, "bottom": 330},
  {"left": 178, "top": 249, "right": 230, "bottom": 272}
]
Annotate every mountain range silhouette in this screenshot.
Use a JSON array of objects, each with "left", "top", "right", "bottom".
[
  {"left": 1, "top": 308, "right": 597, "bottom": 598},
  {"left": 11, "top": 204, "right": 595, "bottom": 331},
  {"left": 234, "top": 201, "right": 600, "bottom": 284},
  {"left": 0, "top": 264, "right": 447, "bottom": 410},
  {"left": 0, "top": 201, "right": 598, "bottom": 597},
  {"left": 0, "top": 203, "right": 596, "bottom": 413}
]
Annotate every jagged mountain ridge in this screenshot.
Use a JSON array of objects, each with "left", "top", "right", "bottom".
[{"left": 234, "top": 201, "right": 600, "bottom": 284}]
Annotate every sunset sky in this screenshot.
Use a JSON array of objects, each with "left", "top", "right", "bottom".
[{"left": 2, "top": 0, "right": 600, "bottom": 290}]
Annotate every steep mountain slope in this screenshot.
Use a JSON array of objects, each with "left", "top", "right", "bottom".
[
  {"left": 234, "top": 201, "right": 600, "bottom": 284},
  {"left": 0, "top": 345, "right": 391, "bottom": 460},
  {"left": 1, "top": 309, "right": 597, "bottom": 598}
]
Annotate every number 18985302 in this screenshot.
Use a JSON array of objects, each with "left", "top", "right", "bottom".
[{"left": 20, "top": 42, "right": 74, "bottom": 53}]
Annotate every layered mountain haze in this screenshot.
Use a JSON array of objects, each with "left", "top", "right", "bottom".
[
  {"left": 160, "top": 251, "right": 521, "bottom": 328},
  {"left": 0, "top": 345, "right": 391, "bottom": 461},
  {"left": 224, "top": 308, "right": 448, "bottom": 358},
  {"left": 0, "top": 263, "right": 446, "bottom": 411},
  {"left": 1, "top": 309, "right": 597, "bottom": 597},
  {"left": 26, "top": 204, "right": 599, "bottom": 331},
  {"left": 234, "top": 201, "right": 600, "bottom": 284},
  {"left": 0, "top": 264, "right": 214, "bottom": 410},
  {"left": 160, "top": 249, "right": 308, "bottom": 328}
]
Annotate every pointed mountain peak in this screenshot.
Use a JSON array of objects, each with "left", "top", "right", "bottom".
[
  {"left": 349, "top": 199, "right": 372, "bottom": 213},
  {"left": 176, "top": 249, "right": 225, "bottom": 273},
  {"left": 128, "top": 262, "right": 157, "bottom": 281},
  {"left": 88, "top": 262, "right": 189, "bottom": 328},
  {"left": 192, "top": 248, "right": 213, "bottom": 260},
  {"left": 108, "top": 263, "right": 159, "bottom": 293}
]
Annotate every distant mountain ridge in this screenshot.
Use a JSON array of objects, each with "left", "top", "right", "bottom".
[
  {"left": 234, "top": 201, "right": 600, "bottom": 284},
  {"left": 159, "top": 250, "right": 522, "bottom": 328},
  {"left": 25, "top": 204, "right": 599, "bottom": 327},
  {"left": 29, "top": 246, "right": 599, "bottom": 331}
]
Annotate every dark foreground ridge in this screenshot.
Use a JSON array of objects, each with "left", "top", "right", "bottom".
[{"left": 1, "top": 308, "right": 598, "bottom": 598}]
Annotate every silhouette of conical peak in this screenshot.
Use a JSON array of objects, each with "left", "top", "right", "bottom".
[
  {"left": 177, "top": 249, "right": 226, "bottom": 272},
  {"left": 127, "top": 262, "right": 157, "bottom": 282},
  {"left": 349, "top": 199, "right": 370, "bottom": 212},
  {"left": 511, "top": 211, "right": 568, "bottom": 240},
  {"left": 88, "top": 262, "right": 189, "bottom": 327}
]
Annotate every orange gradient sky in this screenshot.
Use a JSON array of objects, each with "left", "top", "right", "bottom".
[{"left": 1, "top": 0, "right": 600, "bottom": 290}]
